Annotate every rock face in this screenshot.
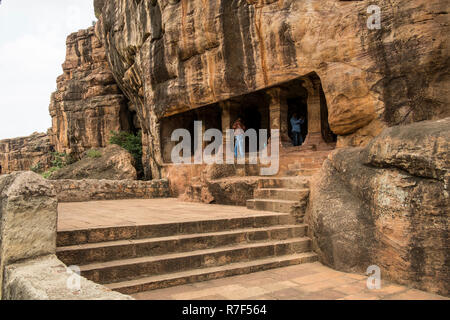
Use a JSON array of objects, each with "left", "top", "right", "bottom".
[
  {"left": 49, "top": 27, "right": 135, "bottom": 158},
  {"left": 307, "top": 118, "right": 449, "bottom": 296},
  {"left": 0, "top": 132, "right": 53, "bottom": 175},
  {"left": 0, "top": 172, "right": 58, "bottom": 298},
  {"left": 94, "top": 0, "right": 449, "bottom": 178},
  {"left": 49, "top": 144, "right": 137, "bottom": 180}
]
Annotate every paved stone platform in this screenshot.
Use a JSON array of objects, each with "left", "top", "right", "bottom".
[
  {"left": 58, "top": 199, "right": 278, "bottom": 231},
  {"left": 57, "top": 199, "right": 447, "bottom": 300},
  {"left": 132, "top": 262, "right": 448, "bottom": 300}
]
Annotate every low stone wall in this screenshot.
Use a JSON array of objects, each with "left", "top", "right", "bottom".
[
  {"left": 0, "top": 172, "right": 132, "bottom": 300},
  {"left": 51, "top": 179, "right": 171, "bottom": 202}
]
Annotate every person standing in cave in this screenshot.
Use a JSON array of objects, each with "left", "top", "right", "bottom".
[
  {"left": 290, "top": 113, "right": 305, "bottom": 146},
  {"left": 232, "top": 117, "right": 246, "bottom": 158}
]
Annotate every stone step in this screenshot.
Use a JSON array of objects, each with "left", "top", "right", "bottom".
[
  {"left": 247, "top": 199, "right": 300, "bottom": 214},
  {"left": 288, "top": 162, "right": 323, "bottom": 170},
  {"left": 57, "top": 224, "right": 308, "bottom": 266},
  {"left": 105, "top": 252, "right": 319, "bottom": 294},
  {"left": 257, "top": 177, "right": 310, "bottom": 189},
  {"left": 254, "top": 188, "right": 309, "bottom": 201},
  {"left": 57, "top": 213, "right": 294, "bottom": 247},
  {"left": 79, "top": 237, "right": 312, "bottom": 284},
  {"left": 289, "top": 168, "right": 320, "bottom": 176},
  {"left": 282, "top": 147, "right": 333, "bottom": 156}
]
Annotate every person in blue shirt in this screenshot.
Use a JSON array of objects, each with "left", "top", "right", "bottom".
[{"left": 290, "top": 113, "right": 305, "bottom": 146}]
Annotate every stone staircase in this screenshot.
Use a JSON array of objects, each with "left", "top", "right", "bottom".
[
  {"left": 56, "top": 151, "right": 332, "bottom": 295},
  {"left": 246, "top": 150, "right": 331, "bottom": 222},
  {"left": 56, "top": 211, "right": 318, "bottom": 295},
  {"left": 280, "top": 150, "right": 330, "bottom": 177},
  {"left": 247, "top": 177, "right": 311, "bottom": 223}
]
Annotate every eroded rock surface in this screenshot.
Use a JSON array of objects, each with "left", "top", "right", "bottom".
[
  {"left": 94, "top": 0, "right": 449, "bottom": 178},
  {"left": 0, "top": 133, "right": 53, "bottom": 175},
  {"left": 49, "top": 144, "right": 137, "bottom": 180},
  {"left": 48, "top": 27, "right": 134, "bottom": 157},
  {"left": 3, "top": 255, "right": 132, "bottom": 300},
  {"left": 0, "top": 172, "right": 58, "bottom": 298},
  {"left": 307, "top": 118, "right": 450, "bottom": 296},
  {"left": 182, "top": 176, "right": 259, "bottom": 206}
]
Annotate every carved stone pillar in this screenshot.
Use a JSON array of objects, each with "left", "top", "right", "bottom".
[
  {"left": 302, "top": 78, "right": 326, "bottom": 149},
  {"left": 267, "top": 87, "right": 291, "bottom": 146},
  {"left": 220, "top": 100, "right": 240, "bottom": 157},
  {"left": 195, "top": 109, "right": 208, "bottom": 150},
  {"left": 220, "top": 101, "right": 232, "bottom": 135}
]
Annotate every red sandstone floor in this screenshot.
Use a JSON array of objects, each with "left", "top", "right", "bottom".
[
  {"left": 57, "top": 198, "right": 281, "bottom": 231},
  {"left": 132, "top": 262, "right": 448, "bottom": 300}
]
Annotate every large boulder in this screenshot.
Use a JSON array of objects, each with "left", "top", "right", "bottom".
[
  {"left": 182, "top": 177, "right": 258, "bottom": 206},
  {"left": 49, "top": 144, "right": 137, "bottom": 180},
  {"left": 0, "top": 172, "right": 57, "bottom": 298},
  {"left": 307, "top": 118, "right": 449, "bottom": 296}
]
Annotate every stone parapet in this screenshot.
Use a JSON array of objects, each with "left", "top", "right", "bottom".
[{"left": 51, "top": 179, "right": 171, "bottom": 203}]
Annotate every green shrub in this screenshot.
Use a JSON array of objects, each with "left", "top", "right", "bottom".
[
  {"left": 51, "top": 152, "right": 75, "bottom": 168},
  {"left": 86, "top": 149, "right": 102, "bottom": 158},
  {"left": 31, "top": 162, "right": 42, "bottom": 173},
  {"left": 109, "top": 131, "right": 143, "bottom": 177},
  {"left": 41, "top": 167, "right": 59, "bottom": 179},
  {"left": 40, "top": 152, "right": 76, "bottom": 179}
]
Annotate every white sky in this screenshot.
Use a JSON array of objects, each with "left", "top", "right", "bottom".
[{"left": 0, "top": 0, "right": 96, "bottom": 140}]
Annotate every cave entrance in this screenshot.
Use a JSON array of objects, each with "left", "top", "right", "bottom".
[
  {"left": 160, "top": 73, "right": 336, "bottom": 164},
  {"left": 160, "top": 104, "right": 222, "bottom": 163},
  {"left": 220, "top": 90, "right": 271, "bottom": 153},
  {"left": 272, "top": 73, "right": 337, "bottom": 149},
  {"left": 287, "top": 97, "right": 308, "bottom": 145},
  {"left": 160, "top": 92, "right": 271, "bottom": 163}
]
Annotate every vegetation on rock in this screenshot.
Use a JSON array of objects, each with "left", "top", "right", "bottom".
[
  {"left": 38, "top": 152, "right": 75, "bottom": 179},
  {"left": 109, "top": 131, "right": 143, "bottom": 178},
  {"left": 48, "top": 144, "right": 137, "bottom": 181},
  {"left": 86, "top": 149, "right": 102, "bottom": 159}
]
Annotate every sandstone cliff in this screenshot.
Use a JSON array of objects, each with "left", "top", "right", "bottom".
[
  {"left": 0, "top": 133, "right": 53, "bottom": 175},
  {"left": 94, "top": 0, "right": 449, "bottom": 178},
  {"left": 1, "top": 27, "right": 139, "bottom": 175},
  {"left": 308, "top": 118, "right": 449, "bottom": 296},
  {"left": 48, "top": 27, "right": 136, "bottom": 158}
]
